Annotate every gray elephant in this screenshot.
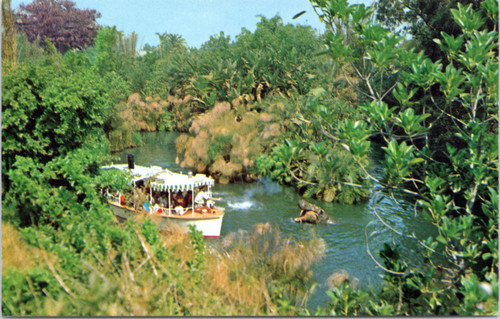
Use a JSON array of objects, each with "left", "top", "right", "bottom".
[{"left": 294, "top": 199, "right": 336, "bottom": 224}]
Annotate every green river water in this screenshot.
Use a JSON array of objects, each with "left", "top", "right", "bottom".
[{"left": 111, "top": 131, "right": 438, "bottom": 310}]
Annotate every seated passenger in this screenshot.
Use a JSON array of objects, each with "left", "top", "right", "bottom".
[
  {"left": 174, "top": 190, "right": 185, "bottom": 207},
  {"left": 194, "top": 186, "right": 210, "bottom": 207},
  {"left": 194, "top": 186, "right": 220, "bottom": 210},
  {"left": 185, "top": 190, "right": 193, "bottom": 206}
]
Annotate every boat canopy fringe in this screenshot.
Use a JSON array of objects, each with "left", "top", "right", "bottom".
[
  {"left": 101, "top": 164, "right": 163, "bottom": 182},
  {"left": 100, "top": 164, "right": 214, "bottom": 191},
  {"left": 151, "top": 170, "right": 214, "bottom": 192}
]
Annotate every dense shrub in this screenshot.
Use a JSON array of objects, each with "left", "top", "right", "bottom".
[
  {"left": 176, "top": 99, "right": 290, "bottom": 183},
  {"left": 307, "top": 0, "right": 498, "bottom": 315}
]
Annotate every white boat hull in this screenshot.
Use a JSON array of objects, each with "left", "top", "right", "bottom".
[{"left": 109, "top": 202, "right": 224, "bottom": 237}]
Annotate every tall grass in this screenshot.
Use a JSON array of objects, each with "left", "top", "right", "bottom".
[
  {"left": 2, "top": 222, "right": 60, "bottom": 316},
  {"left": 206, "top": 223, "right": 326, "bottom": 315},
  {"left": 2, "top": 222, "right": 57, "bottom": 273},
  {"left": 2, "top": 220, "right": 325, "bottom": 316}
]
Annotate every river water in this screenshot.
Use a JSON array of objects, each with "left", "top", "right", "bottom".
[{"left": 111, "top": 132, "right": 437, "bottom": 310}]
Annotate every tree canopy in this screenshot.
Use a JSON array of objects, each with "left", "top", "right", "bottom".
[
  {"left": 1, "top": 55, "right": 111, "bottom": 190},
  {"left": 15, "top": 0, "right": 100, "bottom": 53}
]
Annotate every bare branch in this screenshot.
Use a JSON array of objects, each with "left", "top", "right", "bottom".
[
  {"left": 319, "top": 124, "right": 343, "bottom": 142},
  {"left": 364, "top": 227, "right": 408, "bottom": 275},
  {"left": 134, "top": 229, "right": 159, "bottom": 277},
  {"left": 380, "top": 81, "right": 398, "bottom": 101},
  {"left": 44, "top": 252, "right": 75, "bottom": 298},
  {"left": 289, "top": 168, "right": 317, "bottom": 185},
  {"left": 81, "top": 260, "right": 108, "bottom": 281},
  {"left": 342, "top": 66, "right": 374, "bottom": 100}
]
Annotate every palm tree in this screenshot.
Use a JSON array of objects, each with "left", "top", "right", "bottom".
[
  {"left": 116, "top": 31, "right": 138, "bottom": 57},
  {"left": 155, "top": 32, "right": 187, "bottom": 56}
]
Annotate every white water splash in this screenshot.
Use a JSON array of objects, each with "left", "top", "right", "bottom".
[{"left": 227, "top": 201, "right": 254, "bottom": 210}]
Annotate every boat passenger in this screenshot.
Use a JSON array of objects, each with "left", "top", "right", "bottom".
[
  {"left": 195, "top": 186, "right": 220, "bottom": 209},
  {"left": 174, "top": 190, "right": 185, "bottom": 207},
  {"left": 159, "top": 193, "right": 168, "bottom": 207},
  {"left": 169, "top": 192, "right": 175, "bottom": 208},
  {"left": 195, "top": 186, "right": 209, "bottom": 207},
  {"left": 185, "top": 190, "right": 193, "bottom": 206},
  {"left": 153, "top": 203, "right": 161, "bottom": 213}
]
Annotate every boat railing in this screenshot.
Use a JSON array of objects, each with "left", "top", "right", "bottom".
[
  {"left": 107, "top": 192, "right": 121, "bottom": 205},
  {"left": 106, "top": 190, "right": 202, "bottom": 216},
  {"left": 150, "top": 205, "right": 195, "bottom": 216}
]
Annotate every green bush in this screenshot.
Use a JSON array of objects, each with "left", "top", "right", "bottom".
[
  {"left": 310, "top": 0, "right": 498, "bottom": 315},
  {"left": 2, "top": 268, "right": 61, "bottom": 316}
]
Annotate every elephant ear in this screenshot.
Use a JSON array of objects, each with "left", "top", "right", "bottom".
[
  {"left": 311, "top": 211, "right": 319, "bottom": 223},
  {"left": 298, "top": 199, "right": 307, "bottom": 210}
]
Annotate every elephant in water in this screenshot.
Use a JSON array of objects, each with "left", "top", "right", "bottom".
[{"left": 294, "top": 199, "right": 336, "bottom": 224}]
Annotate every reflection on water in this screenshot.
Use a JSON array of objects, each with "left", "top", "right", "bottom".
[{"left": 112, "top": 132, "right": 437, "bottom": 311}]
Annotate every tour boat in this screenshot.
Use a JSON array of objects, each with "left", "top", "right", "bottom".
[{"left": 101, "top": 159, "right": 224, "bottom": 237}]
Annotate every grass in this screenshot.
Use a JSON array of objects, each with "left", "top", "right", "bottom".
[
  {"left": 204, "top": 223, "right": 326, "bottom": 315},
  {"left": 2, "top": 219, "right": 326, "bottom": 316},
  {"left": 1, "top": 222, "right": 57, "bottom": 274}
]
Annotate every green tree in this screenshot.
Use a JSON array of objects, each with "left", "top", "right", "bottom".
[
  {"left": 94, "top": 26, "right": 120, "bottom": 74},
  {"left": 310, "top": 0, "right": 498, "bottom": 315},
  {"left": 156, "top": 32, "right": 187, "bottom": 56},
  {"left": 2, "top": 57, "right": 111, "bottom": 193},
  {"left": 373, "top": 0, "right": 494, "bottom": 63},
  {"left": 255, "top": 93, "right": 372, "bottom": 203},
  {"left": 146, "top": 15, "right": 325, "bottom": 107}
]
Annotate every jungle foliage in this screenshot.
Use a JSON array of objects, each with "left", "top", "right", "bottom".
[
  {"left": 7, "top": 0, "right": 371, "bottom": 202},
  {"left": 0, "top": 41, "right": 324, "bottom": 315},
  {"left": 176, "top": 98, "right": 290, "bottom": 183},
  {"left": 305, "top": 0, "right": 498, "bottom": 315},
  {"left": 2, "top": 217, "right": 325, "bottom": 316},
  {"left": 168, "top": 15, "right": 370, "bottom": 202},
  {"left": 1, "top": 0, "right": 498, "bottom": 316},
  {"left": 1, "top": 50, "right": 111, "bottom": 192}
]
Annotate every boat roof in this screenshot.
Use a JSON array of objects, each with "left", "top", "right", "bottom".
[
  {"left": 151, "top": 170, "right": 214, "bottom": 192},
  {"left": 100, "top": 164, "right": 163, "bottom": 182},
  {"left": 100, "top": 164, "right": 214, "bottom": 191}
]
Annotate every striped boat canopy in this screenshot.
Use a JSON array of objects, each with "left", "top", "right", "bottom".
[
  {"left": 100, "top": 164, "right": 163, "bottom": 183},
  {"left": 101, "top": 164, "right": 214, "bottom": 191},
  {"left": 151, "top": 170, "right": 214, "bottom": 192}
]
